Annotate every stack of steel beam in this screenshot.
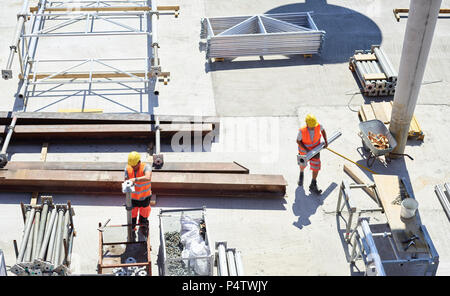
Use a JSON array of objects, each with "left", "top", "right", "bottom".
[
  {"left": 435, "top": 183, "right": 450, "bottom": 220},
  {"left": 349, "top": 45, "right": 398, "bottom": 97},
  {"left": 201, "top": 12, "right": 325, "bottom": 59},
  {"left": 10, "top": 197, "right": 75, "bottom": 276},
  {"left": 216, "top": 242, "right": 244, "bottom": 276}
]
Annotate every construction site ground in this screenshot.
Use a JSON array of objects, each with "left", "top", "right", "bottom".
[{"left": 0, "top": 0, "right": 449, "bottom": 276}]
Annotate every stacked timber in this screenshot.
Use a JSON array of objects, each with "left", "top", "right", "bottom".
[{"left": 349, "top": 45, "right": 398, "bottom": 97}]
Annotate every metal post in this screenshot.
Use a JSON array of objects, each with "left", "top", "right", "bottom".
[
  {"left": 60, "top": 209, "right": 70, "bottom": 265},
  {"left": 389, "top": 0, "right": 442, "bottom": 154},
  {"left": 234, "top": 250, "right": 244, "bottom": 276},
  {"left": 122, "top": 180, "right": 135, "bottom": 242},
  {"left": 17, "top": 207, "right": 35, "bottom": 263},
  {"left": 36, "top": 202, "right": 49, "bottom": 257},
  {"left": 31, "top": 209, "right": 41, "bottom": 260},
  {"left": 226, "top": 249, "right": 237, "bottom": 276},
  {"left": 360, "top": 219, "right": 386, "bottom": 276},
  {"left": 53, "top": 208, "right": 65, "bottom": 265},
  {"left": 24, "top": 219, "right": 34, "bottom": 262},
  {"left": 0, "top": 116, "right": 18, "bottom": 168},
  {"left": 38, "top": 208, "right": 57, "bottom": 260},
  {"left": 216, "top": 242, "right": 228, "bottom": 276}
]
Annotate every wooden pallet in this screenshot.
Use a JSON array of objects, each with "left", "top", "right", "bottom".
[{"left": 359, "top": 101, "right": 424, "bottom": 141}]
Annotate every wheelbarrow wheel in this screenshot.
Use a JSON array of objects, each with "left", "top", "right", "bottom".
[{"left": 366, "top": 153, "right": 376, "bottom": 168}]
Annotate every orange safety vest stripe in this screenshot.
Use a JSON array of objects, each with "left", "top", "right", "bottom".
[
  {"left": 298, "top": 124, "right": 321, "bottom": 153},
  {"left": 126, "top": 163, "right": 152, "bottom": 200}
]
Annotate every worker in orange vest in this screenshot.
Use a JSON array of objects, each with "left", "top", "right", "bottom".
[
  {"left": 297, "top": 114, "right": 328, "bottom": 194},
  {"left": 125, "top": 151, "right": 152, "bottom": 236}
]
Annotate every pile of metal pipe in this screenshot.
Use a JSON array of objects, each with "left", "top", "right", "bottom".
[
  {"left": 201, "top": 12, "right": 325, "bottom": 59},
  {"left": 10, "top": 198, "right": 75, "bottom": 276},
  {"left": 435, "top": 183, "right": 450, "bottom": 220},
  {"left": 350, "top": 46, "right": 398, "bottom": 97},
  {"left": 216, "top": 242, "right": 244, "bottom": 276}
]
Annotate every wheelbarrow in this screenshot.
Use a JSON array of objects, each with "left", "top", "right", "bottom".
[{"left": 358, "top": 119, "right": 397, "bottom": 167}]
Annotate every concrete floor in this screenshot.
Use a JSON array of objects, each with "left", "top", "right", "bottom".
[{"left": 0, "top": 0, "right": 449, "bottom": 276}]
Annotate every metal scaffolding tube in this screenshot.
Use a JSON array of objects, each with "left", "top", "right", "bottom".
[
  {"left": 60, "top": 210, "right": 71, "bottom": 265},
  {"left": 0, "top": 116, "right": 18, "bottom": 168},
  {"left": 2, "top": 0, "right": 30, "bottom": 79},
  {"left": 435, "top": 185, "right": 450, "bottom": 219},
  {"left": 31, "top": 210, "right": 41, "bottom": 260},
  {"left": 46, "top": 208, "right": 60, "bottom": 263},
  {"left": 24, "top": 218, "right": 35, "bottom": 262},
  {"left": 217, "top": 242, "right": 228, "bottom": 276},
  {"left": 360, "top": 219, "right": 386, "bottom": 276},
  {"left": 36, "top": 202, "right": 49, "bottom": 255},
  {"left": 226, "top": 249, "right": 237, "bottom": 276},
  {"left": 53, "top": 208, "right": 65, "bottom": 265},
  {"left": 234, "top": 250, "right": 244, "bottom": 276},
  {"left": 38, "top": 208, "right": 57, "bottom": 260},
  {"left": 17, "top": 207, "right": 35, "bottom": 263}
]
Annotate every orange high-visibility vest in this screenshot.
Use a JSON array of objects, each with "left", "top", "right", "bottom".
[
  {"left": 298, "top": 124, "right": 322, "bottom": 155},
  {"left": 126, "top": 163, "right": 152, "bottom": 200}
]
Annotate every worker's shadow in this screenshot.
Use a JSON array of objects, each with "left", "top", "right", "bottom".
[{"left": 292, "top": 182, "right": 337, "bottom": 229}]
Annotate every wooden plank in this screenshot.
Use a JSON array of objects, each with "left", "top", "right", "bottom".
[
  {"left": 373, "top": 175, "right": 428, "bottom": 253},
  {"left": 58, "top": 109, "right": 103, "bottom": 113},
  {"left": 382, "top": 101, "right": 392, "bottom": 124},
  {"left": 354, "top": 54, "right": 377, "bottom": 61},
  {"left": 40, "top": 143, "right": 48, "bottom": 162},
  {"left": 363, "top": 73, "right": 387, "bottom": 80},
  {"left": 343, "top": 164, "right": 376, "bottom": 202},
  {"left": 371, "top": 102, "right": 389, "bottom": 124},
  {"left": 150, "top": 194, "right": 157, "bottom": 206},
  {"left": 0, "top": 169, "right": 287, "bottom": 197},
  {"left": 4, "top": 161, "right": 250, "bottom": 174},
  {"left": 361, "top": 104, "right": 376, "bottom": 121},
  {"left": 30, "top": 192, "right": 39, "bottom": 207},
  {"left": 359, "top": 106, "right": 367, "bottom": 121}
]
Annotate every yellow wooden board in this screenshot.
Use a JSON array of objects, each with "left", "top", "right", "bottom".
[
  {"left": 363, "top": 73, "right": 387, "bottom": 80},
  {"left": 371, "top": 102, "right": 389, "bottom": 124},
  {"left": 361, "top": 104, "right": 376, "bottom": 121},
  {"left": 354, "top": 54, "right": 377, "bottom": 61},
  {"left": 373, "top": 175, "right": 428, "bottom": 253}
]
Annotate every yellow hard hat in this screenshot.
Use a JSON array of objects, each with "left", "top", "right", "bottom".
[
  {"left": 305, "top": 114, "right": 318, "bottom": 128},
  {"left": 128, "top": 151, "right": 141, "bottom": 166}
]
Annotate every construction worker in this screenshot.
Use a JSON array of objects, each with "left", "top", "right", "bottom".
[
  {"left": 125, "top": 151, "right": 152, "bottom": 236},
  {"left": 297, "top": 114, "right": 328, "bottom": 194}
]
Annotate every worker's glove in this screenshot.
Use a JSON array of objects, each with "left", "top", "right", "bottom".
[{"left": 323, "top": 142, "right": 328, "bottom": 149}]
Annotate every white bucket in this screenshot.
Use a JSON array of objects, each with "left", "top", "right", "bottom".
[{"left": 400, "top": 198, "right": 419, "bottom": 219}]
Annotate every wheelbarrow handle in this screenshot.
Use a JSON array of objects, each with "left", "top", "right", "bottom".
[{"left": 389, "top": 152, "right": 414, "bottom": 160}]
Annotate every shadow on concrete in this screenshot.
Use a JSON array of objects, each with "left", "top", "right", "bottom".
[
  {"left": 205, "top": 0, "right": 382, "bottom": 71},
  {"left": 292, "top": 182, "right": 337, "bottom": 229},
  {"left": 335, "top": 214, "right": 365, "bottom": 276}
]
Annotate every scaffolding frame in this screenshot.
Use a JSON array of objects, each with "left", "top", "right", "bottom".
[
  {"left": 2, "top": 0, "right": 179, "bottom": 105},
  {"left": 336, "top": 181, "right": 439, "bottom": 276}
]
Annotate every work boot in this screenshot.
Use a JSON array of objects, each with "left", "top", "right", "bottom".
[
  {"left": 131, "top": 217, "right": 137, "bottom": 232},
  {"left": 309, "top": 179, "right": 322, "bottom": 195},
  {"left": 298, "top": 172, "right": 304, "bottom": 186}
]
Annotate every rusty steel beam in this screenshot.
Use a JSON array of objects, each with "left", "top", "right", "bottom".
[
  {"left": 4, "top": 161, "right": 249, "bottom": 174},
  {"left": 0, "top": 169, "right": 287, "bottom": 198},
  {"left": 1, "top": 123, "right": 213, "bottom": 139}
]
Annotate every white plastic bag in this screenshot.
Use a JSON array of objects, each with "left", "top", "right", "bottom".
[{"left": 190, "top": 241, "right": 210, "bottom": 275}]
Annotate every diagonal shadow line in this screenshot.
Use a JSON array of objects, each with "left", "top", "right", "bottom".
[
  {"left": 30, "top": 90, "right": 84, "bottom": 112},
  {"left": 90, "top": 91, "right": 140, "bottom": 113},
  {"left": 30, "top": 83, "right": 67, "bottom": 97}
]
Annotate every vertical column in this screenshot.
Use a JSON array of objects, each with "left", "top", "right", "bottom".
[{"left": 389, "top": 0, "right": 441, "bottom": 154}]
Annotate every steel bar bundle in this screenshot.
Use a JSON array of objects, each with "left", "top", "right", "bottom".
[
  {"left": 10, "top": 198, "right": 75, "bottom": 276},
  {"left": 435, "top": 183, "right": 450, "bottom": 220},
  {"left": 349, "top": 45, "right": 398, "bottom": 97},
  {"left": 201, "top": 12, "right": 325, "bottom": 59},
  {"left": 216, "top": 242, "right": 244, "bottom": 276}
]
